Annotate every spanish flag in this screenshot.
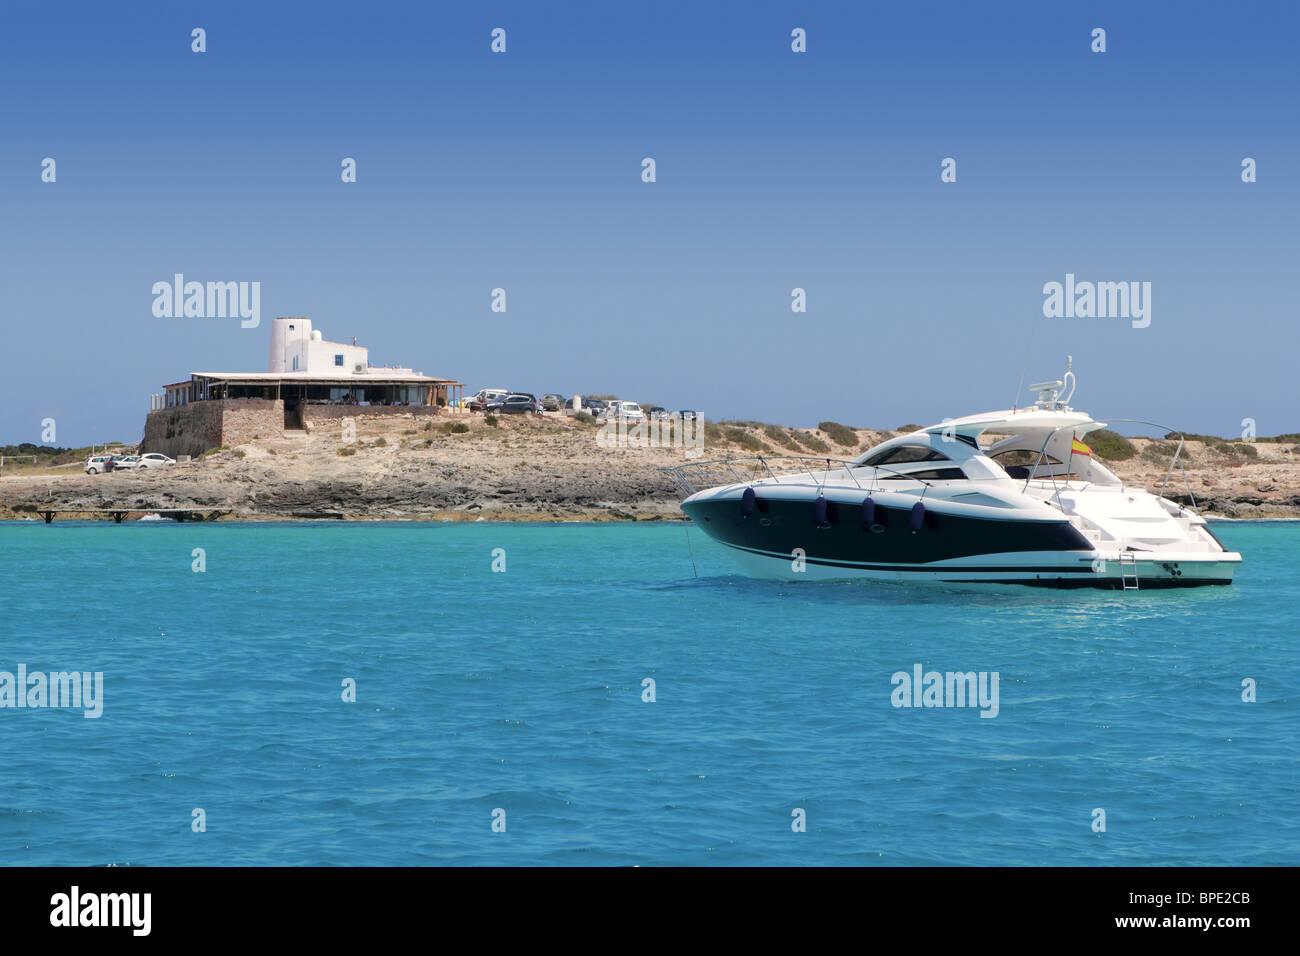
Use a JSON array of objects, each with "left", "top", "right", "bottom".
[{"left": 1071, "top": 437, "right": 1092, "bottom": 458}]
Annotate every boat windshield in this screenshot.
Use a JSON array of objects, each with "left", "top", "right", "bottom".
[{"left": 860, "top": 444, "right": 950, "bottom": 467}]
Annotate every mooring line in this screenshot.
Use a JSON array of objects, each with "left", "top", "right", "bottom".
[{"left": 684, "top": 521, "right": 698, "bottom": 578}]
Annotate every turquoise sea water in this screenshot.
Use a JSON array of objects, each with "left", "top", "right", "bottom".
[{"left": 0, "top": 520, "right": 1295, "bottom": 866}]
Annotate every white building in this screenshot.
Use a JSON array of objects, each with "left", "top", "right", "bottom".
[
  {"left": 153, "top": 316, "right": 465, "bottom": 419},
  {"left": 268, "top": 317, "right": 376, "bottom": 375}
]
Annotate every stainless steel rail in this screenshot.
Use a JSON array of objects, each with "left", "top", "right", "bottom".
[
  {"left": 1025, "top": 418, "right": 1197, "bottom": 508},
  {"left": 660, "top": 455, "right": 935, "bottom": 499}
]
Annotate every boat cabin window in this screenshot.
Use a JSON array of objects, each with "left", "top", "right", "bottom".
[
  {"left": 990, "top": 448, "right": 1064, "bottom": 479},
  {"left": 991, "top": 449, "right": 1063, "bottom": 467},
  {"left": 880, "top": 467, "right": 967, "bottom": 481},
  {"left": 861, "top": 444, "right": 950, "bottom": 467}
]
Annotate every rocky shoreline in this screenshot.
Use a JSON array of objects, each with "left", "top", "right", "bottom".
[{"left": 2, "top": 413, "right": 1297, "bottom": 521}]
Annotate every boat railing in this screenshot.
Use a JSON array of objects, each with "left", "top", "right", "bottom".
[
  {"left": 660, "top": 455, "right": 934, "bottom": 498},
  {"left": 1026, "top": 418, "right": 1197, "bottom": 508}
]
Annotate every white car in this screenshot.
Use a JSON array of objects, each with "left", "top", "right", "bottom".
[
  {"left": 136, "top": 453, "right": 176, "bottom": 469},
  {"left": 613, "top": 401, "right": 644, "bottom": 422},
  {"left": 469, "top": 388, "right": 508, "bottom": 412},
  {"left": 84, "top": 455, "right": 116, "bottom": 474},
  {"left": 113, "top": 456, "right": 143, "bottom": 470}
]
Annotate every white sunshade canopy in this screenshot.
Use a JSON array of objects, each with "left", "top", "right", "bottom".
[{"left": 918, "top": 407, "right": 1107, "bottom": 440}]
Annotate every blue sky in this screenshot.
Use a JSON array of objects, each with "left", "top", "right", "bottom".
[{"left": 2, "top": 1, "right": 1296, "bottom": 445}]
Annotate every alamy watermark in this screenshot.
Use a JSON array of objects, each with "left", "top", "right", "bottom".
[
  {"left": 1043, "top": 273, "right": 1150, "bottom": 328},
  {"left": 1, "top": 664, "right": 103, "bottom": 718},
  {"left": 50, "top": 886, "right": 150, "bottom": 936},
  {"left": 891, "top": 664, "right": 999, "bottom": 718},
  {"left": 152, "top": 274, "right": 260, "bottom": 328},
  {"left": 596, "top": 415, "right": 705, "bottom": 457}
]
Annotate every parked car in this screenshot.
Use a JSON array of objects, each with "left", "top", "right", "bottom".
[
  {"left": 487, "top": 393, "right": 540, "bottom": 414},
  {"left": 645, "top": 406, "right": 670, "bottom": 420},
  {"left": 540, "top": 393, "right": 565, "bottom": 411},
  {"left": 611, "top": 401, "right": 644, "bottom": 422},
  {"left": 468, "top": 388, "right": 509, "bottom": 412},
  {"left": 678, "top": 410, "right": 699, "bottom": 421},
  {"left": 136, "top": 453, "right": 176, "bottom": 469},
  {"left": 84, "top": 455, "right": 115, "bottom": 474},
  {"left": 113, "top": 456, "right": 143, "bottom": 470},
  {"left": 582, "top": 398, "right": 609, "bottom": 416}
]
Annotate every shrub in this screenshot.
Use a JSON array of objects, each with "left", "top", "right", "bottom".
[
  {"left": 267, "top": 448, "right": 277, "bottom": 456},
  {"left": 818, "top": 421, "right": 859, "bottom": 447},
  {"left": 233, "top": 449, "right": 246, "bottom": 459},
  {"left": 252, "top": 434, "right": 260, "bottom": 440},
  {"left": 424, "top": 422, "right": 433, "bottom": 431},
  {"left": 374, "top": 437, "right": 387, "bottom": 447},
  {"left": 1144, "top": 442, "right": 1190, "bottom": 465},
  {"left": 763, "top": 424, "right": 800, "bottom": 450},
  {"left": 1083, "top": 429, "right": 1137, "bottom": 461},
  {"left": 338, "top": 447, "right": 356, "bottom": 457},
  {"left": 704, "top": 422, "right": 724, "bottom": 443},
  {"left": 441, "top": 422, "right": 470, "bottom": 435},
  {"left": 574, "top": 411, "right": 596, "bottom": 425},
  {"left": 723, "top": 427, "right": 765, "bottom": 452},
  {"left": 485, "top": 414, "right": 499, "bottom": 427},
  {"left": 1141, "top": 441, "right": 1193, "bottom": 465},
  {"left": 799, "top": 432, "right": 831, "bottom": 454},
  {"left": 896, "top": 424, "right": 923, "bottom": 433},
  {"left": 1232, "top": 442, "right": 1258, "bottom": 459}
]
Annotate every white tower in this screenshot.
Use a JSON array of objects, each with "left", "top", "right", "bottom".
[{"left": 268, "top": 317, "right": 312, "bottom": 372}]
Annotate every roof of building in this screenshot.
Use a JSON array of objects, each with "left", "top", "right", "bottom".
[{"left": 184, "top": 371, "right": 464, "bottom": 386}]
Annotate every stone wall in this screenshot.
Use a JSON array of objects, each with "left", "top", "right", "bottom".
[
  {"left": 221, "top": 400, "right": 284, "bottom": 447},
  {"left": 301, "top": 405, "right": 439, "bottom": 433},
  {"left": 142, "top": 400, "right": 446, "bottom": 455},
  {"left": 142, "top": 402, "right": 226, "bottom": 458},
  {"left": 142, "top": 399, "right": 283, "bottom": 458}
]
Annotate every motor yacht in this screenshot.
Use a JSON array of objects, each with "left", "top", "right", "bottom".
[{"left": 664, "top": 361, "right": 1241, "bottom": 588}]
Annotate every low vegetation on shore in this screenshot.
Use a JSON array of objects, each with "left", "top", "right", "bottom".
[{"left": 2, "top": 416, "right": 1298, "bottom": 520}]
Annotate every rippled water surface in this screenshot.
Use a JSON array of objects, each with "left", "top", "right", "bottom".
[{"left": 0, "top": 520, "right": 1295, "bottom": 865}]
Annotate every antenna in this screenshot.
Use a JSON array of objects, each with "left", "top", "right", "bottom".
[
  {"left": 1011, "top": 311, "right": 1043, "bottom": 413},
  {"left": 1059, "top": 355, "right": 1076, "bottom": 406}
]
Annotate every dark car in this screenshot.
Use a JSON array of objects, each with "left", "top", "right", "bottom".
[
  {"left": 582, "top": 398, "right": 608, "bottom": 415},
  {"left": 488, "top": 393, "right": 539, "bottom": 414},
  {"left": 678, "top": 410, "right": 698, "bottom": 421},
  {"left": 645, "top": 406, "right": 669, "bottom": 420}
]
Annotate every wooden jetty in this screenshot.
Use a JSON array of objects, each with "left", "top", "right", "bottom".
[{"left": 24, "top": 507, "right": 230, "bottom": 524}]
